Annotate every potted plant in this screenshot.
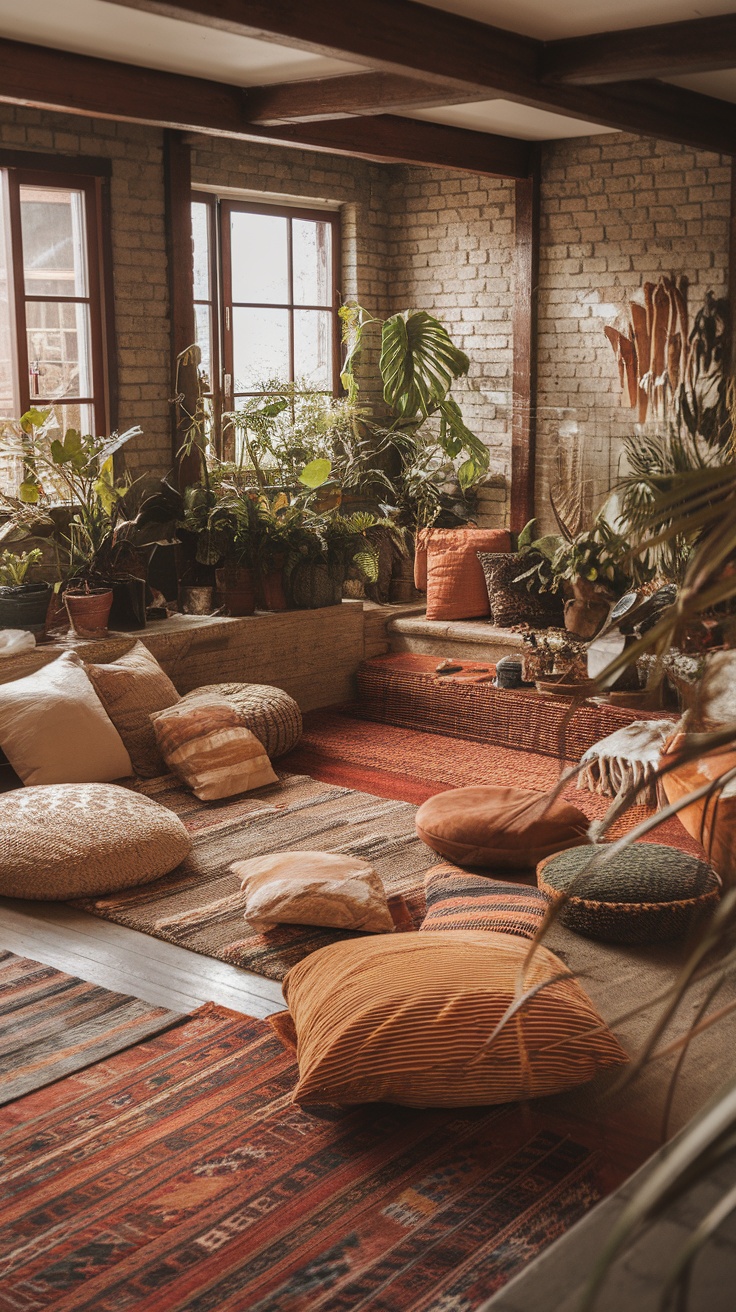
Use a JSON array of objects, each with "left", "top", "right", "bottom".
[{"left": 0, "top": 548, "right": 50, "bottom": 633}]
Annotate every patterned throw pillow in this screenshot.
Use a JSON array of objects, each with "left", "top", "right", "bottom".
[
  {"left": 150, "top": 696, "right": 278, "bottom": 802},
  {"left": 477, "top": 551, "right": 564, "bottom": 628},
  {"left": 283, "top": 931, "right": 628, "bottom": 1107},
  {"left": 420, "top": 864, "right": 551, "bottom": 938}
]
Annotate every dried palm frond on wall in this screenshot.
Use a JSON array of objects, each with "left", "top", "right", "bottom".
[{"left": 605, "top": 275, "right": 690, "bottom": 425}]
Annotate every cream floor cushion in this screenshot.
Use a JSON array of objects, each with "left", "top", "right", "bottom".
[
  {"left": 0, "top": 651, "right": 132, "bottom": 786},
  {"left": 0, "top": 783, "right": 192, "bottom": 899},
  {"left": 233, "top": 851, "right": 395, "bottom": 933}
]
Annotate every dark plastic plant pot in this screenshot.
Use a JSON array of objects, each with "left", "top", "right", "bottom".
[
  {"left": 109, "top": 576, "right": 147, "bottom": 631},
  {"left": 64, "top": 588, "right": 114, "bottom": 637},
  {"left": 0, "top": 582, "right": 52, "bottom": 634}
]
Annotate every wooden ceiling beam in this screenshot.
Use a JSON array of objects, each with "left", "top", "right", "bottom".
[
  {"left": 0, "top": 37, "right": 530, "bottom": 178},
  {"left": 242, "top": 72, "right": 503, "bottom": 125},
  {"left": 105, "top": 0, "right": 736, "bottom": 154},
  {"left": 544, "top": 13, "right": 736, "bottom": 86}
]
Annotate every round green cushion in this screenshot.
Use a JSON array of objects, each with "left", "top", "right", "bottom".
[{"left": 537, "top": 843, "right": 720, "bottom": 944}]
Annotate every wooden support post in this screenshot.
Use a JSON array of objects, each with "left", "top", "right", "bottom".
[
  {"left": 729, "top": 156, "right": 736, "bottom": 375},
  {"left": 510, "top": 160, "right": 540, "bottom": 534},
  {"left": 163, "top": 129, "right": 200, "bottom": 486}
]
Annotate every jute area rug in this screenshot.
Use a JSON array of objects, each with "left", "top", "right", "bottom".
[
  {"left": 0, "top": 1002, "right": 617, "bottom": 1312},
  {"left": 0, "top": 949, "right": 182, "bottom": 1105},
  {"left": 73, "top": 773, "right": 434, "bottom": 982}
]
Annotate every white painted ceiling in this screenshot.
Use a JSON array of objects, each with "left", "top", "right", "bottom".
[{"left": 0, "top": 0, "right": 732, "bottom": 143}]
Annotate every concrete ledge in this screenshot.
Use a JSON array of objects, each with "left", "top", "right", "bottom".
[{"left": 387, "top": 612, "right": 526, "bottom": 662}]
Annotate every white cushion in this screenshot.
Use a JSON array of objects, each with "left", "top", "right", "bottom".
[
  {"left": 232, "top": 851, "right": 395, "bottom": 933},
  {"left": 0, "top": 652, "right": 132, "bottom": 785}
]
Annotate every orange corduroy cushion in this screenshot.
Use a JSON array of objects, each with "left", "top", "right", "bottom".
[
  {"left": 415, "top": 785, "right": 590, "bottom": 869},
  {"left": 414, "top": 528, "right": 512, "bottom": 621},
  {"left": 283, "top": 931, "right": 628, "bottom": 1107}
]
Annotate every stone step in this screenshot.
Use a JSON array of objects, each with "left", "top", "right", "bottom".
[{"left": 387, "top": 611, "right": 526, "bottom": 662}]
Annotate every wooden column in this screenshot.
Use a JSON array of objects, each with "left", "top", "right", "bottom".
[
  {"left": 163, "top": 128, "right": 200, "bottom": 485},
  {"left": 510, "top": 158, "right": 540, "bottom": 534},
  {"left": 729, "top": 155, "right": 736, "bottom": 373}
]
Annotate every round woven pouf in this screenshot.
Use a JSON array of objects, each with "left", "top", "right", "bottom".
[
  {"left": 537, "top": 843, "right": 720, "bottom": 945},
  {"left": 182, "top": 682, "right": 302, "bottom": 759}
]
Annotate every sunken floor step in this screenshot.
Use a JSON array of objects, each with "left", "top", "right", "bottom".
[
  {"left": 387, "top": 611, "right": 526, "bottom": 662},
  {"left": 355, "top": 653, "right": 668, "bottom": 761}
]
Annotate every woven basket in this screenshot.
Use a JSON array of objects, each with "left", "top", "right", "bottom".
[{"left": 537, "top": 843, "right": 720, "bottom": 945}]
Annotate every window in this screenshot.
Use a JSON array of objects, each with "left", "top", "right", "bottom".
[
  {"left": 0, "top": 168, "right": 111, "bottom": 452},
  {"left": 191, "top": 194, "right": 341, "bottom": 452}
]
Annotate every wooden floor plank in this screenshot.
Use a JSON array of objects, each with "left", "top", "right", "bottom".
[{"left": 0, "top": 900, "right": 285, "bottom": 1018}]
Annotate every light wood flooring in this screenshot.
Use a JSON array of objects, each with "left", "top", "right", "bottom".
[{"left": 0, "top": 898, "right": 284, "bottom": 1019}]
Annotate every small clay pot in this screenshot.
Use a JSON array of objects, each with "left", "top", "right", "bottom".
[
  {"left": 179, "top": 584, "right": 214, "bottom": 615},
  {"left": 215, "top": 565, "right": 256, "bottom": 617},
  {"left": 64, "top": 588, "right": 114, "bottom": 637},
  {"left": 258, "top": 558, "right": 288, "bottom": 612}
]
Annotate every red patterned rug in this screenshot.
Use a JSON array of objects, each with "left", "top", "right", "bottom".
[
  {"left": 0, "top": 1003, "right": 619, "bottom": 1312},
  {"left": 283, "top": 709, "right": 700, "bottom": 852}
]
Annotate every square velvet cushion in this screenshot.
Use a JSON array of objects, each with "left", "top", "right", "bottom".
[
  {"left": 414, "top": 527, "right": 512, "bottom": 622},
  {"left": 0, "top": 652, "right": 132, "bottom": 786},
  {"left": 421, "top": 864, "right": 551, "bottom": 938},
  {"left": 415, "top": 785, "right": 590, "bottom": 870},
  {"left": 232, "top": 851, "right": 395, "bottom": 933},
  {"left": 86, "top": 640, "right": 180, "bottom": 777},
  {"left": 283, "top": 931, "right": 628, "bottom": 1107},
  {"left": 150, "top": 696, "right": 277, "bottom": 801}
]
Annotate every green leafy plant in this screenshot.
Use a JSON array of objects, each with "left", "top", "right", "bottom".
[
  {"left": 515, "top": 511, "right": 644, "bottom": 597},
  {"left": 0, "top": 547, "right": 43, "bottom": 587}
]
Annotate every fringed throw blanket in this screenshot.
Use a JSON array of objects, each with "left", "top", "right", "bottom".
[{"left": 577, "top": 719, "right": 676, "bottom": 806}]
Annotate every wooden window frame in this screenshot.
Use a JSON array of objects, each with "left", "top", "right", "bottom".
[{"left": 1, "top": 164, "right": 115, "bottom": 436}]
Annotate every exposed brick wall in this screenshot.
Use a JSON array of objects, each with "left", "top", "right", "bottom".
[{"left": 536, "top": 133, "right": 731, "bottom": 531}]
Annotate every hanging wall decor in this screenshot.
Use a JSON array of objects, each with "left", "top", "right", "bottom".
[{"left": 604, "top": 275, "right": 689, "bottom": 424}]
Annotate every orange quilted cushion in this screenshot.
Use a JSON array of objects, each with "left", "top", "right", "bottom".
[
  {"left": 414, "top": 528, "right": 511, "bottom": 621},
  {"left": 283, "top": 931, "right": 628, "bottom": 1107}
]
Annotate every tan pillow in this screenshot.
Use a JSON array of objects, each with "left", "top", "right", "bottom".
[
  {"left": 232, "top": 851, "right": 395, "bottom": 933},
  {"left": 0, "top": 652, "right": 132, "bottom": 786},
  {"left": 86, "top": 641, "right": 180, "bottom": 777},
  {"left": 283, "top": 931, "right": 628, "bottom": 1107},
  {"left": 150, "top": 696, "right": 278, "bottom": 801},
  {"left": 415, "top": 785, "right": 590, "bottom": 869}
]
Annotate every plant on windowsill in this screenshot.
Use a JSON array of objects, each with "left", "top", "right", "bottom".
[{"left": 0, "top": 547, "right": 50, "bottom": 633}]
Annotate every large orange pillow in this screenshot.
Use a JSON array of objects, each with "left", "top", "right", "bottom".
[
  {"left": 414, "top": 528, "right": 511, "bottom": 621},
  {"left": 415, "top": 784, "right": 590, "bottom": 869},
  {"left": 661, "top": 732, "right": 736, "bottom": 884},
  {"left": 283, "top": 931, "right": 628, "bottom": 1107}
]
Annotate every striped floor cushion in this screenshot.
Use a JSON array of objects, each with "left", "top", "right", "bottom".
[
  {"left": 420, "top": 864, "right": 551, "bottom": 939},
  {"left": 283, "top": 931, "right": 628, "bottom": 1108}
]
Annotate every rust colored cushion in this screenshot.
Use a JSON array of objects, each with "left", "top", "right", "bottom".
[
  {"left": 232, "top": 851, "right": 395, "bottom": 933},
  {"left": 420, "top": 863, "right": 551, "bottom": 937},
  {"left": 86, "top": 641, "right": 180, "bottom": 778},
  {"left": 283, "top": 931, "right": 628, "bottom": 1107},
  {"left": 414, "top": 528, "right": 512, "bottom": 621},
  {"left": 150, "top": 696, "right": 278, "bottom": 802},
  {"left": 415, "top": 785, "right": 590, "bottom": 869},
  {"left": 661, "top": 732, "right": 736, "bottom": 884}
]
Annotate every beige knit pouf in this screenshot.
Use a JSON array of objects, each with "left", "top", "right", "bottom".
[
  {"left": 0, "top": 783, "right": 192, "bottom": 900},
  {"left": 179, "top": 683, "right": 302, "bottom": 759}
]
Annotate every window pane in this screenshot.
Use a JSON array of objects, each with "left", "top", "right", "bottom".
[
  {"left": 293, "top": 219, "right": 332, "bottom": 307},
  {"left": 230, "top": 212, "right": 288, "bottom": 304},
  {"left": 0, "top": 174, "right": 18, "bottom": 422},
  {"left": 192, "top": 201, "right": 210, "bottom": 300},
  {"left": 26, "top": 301, "right": 93, "bottom": 400},
  {"left": 232, "top": 307, "right": 289, "bottom": 391},
  {"left": 20, "top": 186, "right": 88, "bottom": 298},
  {"left": 49, "top": 403, "right": 96, "bottom": 441},
  {"left": 194, "top": 303, "right": 213, "bottom": 393},
  {"left": 294, "top": 310, "right": 333, "bottom": 390}
]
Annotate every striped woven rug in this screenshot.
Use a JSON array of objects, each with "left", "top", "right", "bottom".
[
  {"left": 73, "top": 772, "right": 435, "bottom": 982},
  {"left": 0, "top": 1002, "right": 617, "bottom": 1311},
  {"left": 0, "top": 950, "right": 182, "bottom": 1105}
]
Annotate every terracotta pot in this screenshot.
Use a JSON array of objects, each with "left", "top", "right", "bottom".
[
  {"left": 260, "top": 569, "right": 288, "bottom": 612},
  {"left": 215, "top": 565, "right": 256, "bottom": 617},
  {"left": 179, "top": 584, "right": 214, "bottom": 615},
  {"left": 563, "top": 576, "right": 613, "bottom": 640},
  {"left": 64, "top": 588, "right": 114, "bottom": 637}
]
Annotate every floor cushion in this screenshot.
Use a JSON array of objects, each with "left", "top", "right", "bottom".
[
  {"left": 420, "top": 863, "right": 551, "bottom": 938},
  {"left": 661, "top": 733, "right": 736, "bottom": 885},
  {"left": 537, "top": 842, "right": 720, "bottom": 944},
  {"left": 0, "top": 652, "right": 132, "bottom": 786},
  {"left": 232, "top": 851, "right": 395, "bottom": 933},
  {"left": 415, "top": 785, "right": 590, "bottom": 869},
  {"left": 283, "top": 931, "right": 628, "bottom": 1107},
  {"left": 86, "top": 641, "right": 180, "bottom": 778},
  {"left": 151, "top": 696, "right": 278, "bottom": 802},
  {"left": 0, "top": 782, "right": 191, "bottom": 899},
  {"left": 414, "top": 528, "right": 511, "bottom": 622},
  {"left": 179, "top": 682, "right": 302, "bottom": 759}
]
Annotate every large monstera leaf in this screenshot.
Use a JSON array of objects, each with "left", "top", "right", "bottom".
[{"left": 380, "top": 311, "right": 470, "bottom": 419}]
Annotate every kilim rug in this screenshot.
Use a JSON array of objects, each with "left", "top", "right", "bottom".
[
  {"left": 73, "top": 772, "right": 435, "bottom": 982},
  {"left": 0, "top": 1002, "right": 619, "bottom": 1312},
  {"left": 0, "top": 950, "right": 182, "bottom": 1105}
]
